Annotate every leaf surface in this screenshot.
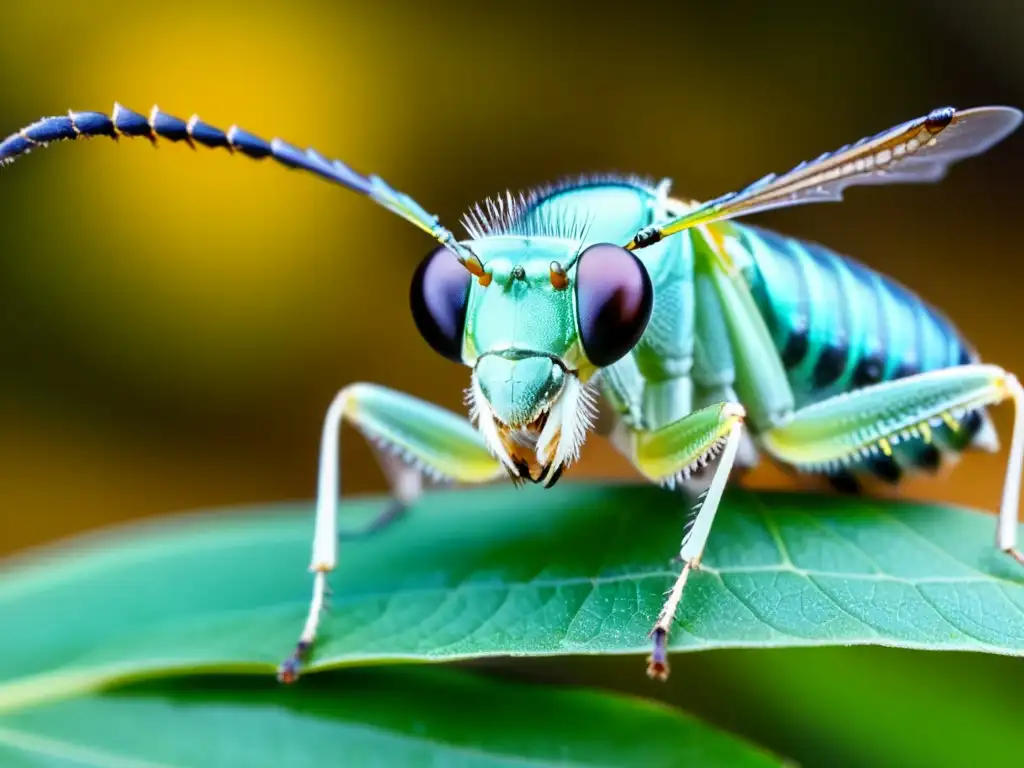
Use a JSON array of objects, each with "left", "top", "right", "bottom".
[
  {"left": 0, "top": 667, "right": 782, "bottom": 767},
  {"left": 0, "top": 484, "right": 1020, "bottom": 710}
]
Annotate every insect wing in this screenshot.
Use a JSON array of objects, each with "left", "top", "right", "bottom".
[{"left": 639, "top": 106, "right": 1023, "bottom": 245}]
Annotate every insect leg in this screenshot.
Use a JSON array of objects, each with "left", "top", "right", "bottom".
[
  {"left": 691, "top": 225, "right": 796, "bottom": 431},
  {"left": 629, "top": 401, "right": 747, "bottom": 681},
  {"left": 335, "top": 451, "right": 421, "bottom": 541},
  {"left": 760, "top": 364, "right": 1024, "bottom": 563},
  {"left": 278, "top": 383, "right": 505, "bottom": 684},
  {"left": 692, "top": 267, "right": 760, "bottom": 468}
]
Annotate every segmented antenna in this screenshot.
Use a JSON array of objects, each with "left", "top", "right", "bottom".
[{"left": 0, "top": 103, "right": 470, "bottom": 259}]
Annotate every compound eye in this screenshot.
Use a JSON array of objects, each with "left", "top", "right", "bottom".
[
  {"left": 575, "top": 243, "right": 653, "bottom": 367},
  {"left": 410, "top": 246, "right": 472, "bottom": 362}
]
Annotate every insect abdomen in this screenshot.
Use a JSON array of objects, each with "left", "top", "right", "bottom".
[{"left": 735, "top": 223, "right": 988, "bottom": 480}]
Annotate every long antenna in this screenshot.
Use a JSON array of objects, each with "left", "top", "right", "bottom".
[{"left": 0, "top": 102, "right": 481, "bottom": 269}]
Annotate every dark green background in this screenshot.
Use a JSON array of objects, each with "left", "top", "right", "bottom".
[{"left": 0, "top": 1, "right": 1021, "bottom": 765}]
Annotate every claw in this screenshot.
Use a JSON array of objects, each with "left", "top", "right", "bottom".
[
  {"left": 277, "top": 640, "right": 310, "bottom": 685},
  {"left": 277, "top": 657, "right": 301, "bottom": 684},
  {"left": 646, "top": 627, "right": 670, "bottom": 681}
]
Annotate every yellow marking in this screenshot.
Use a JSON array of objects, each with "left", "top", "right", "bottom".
[
  {"left": 341, "top": 389, "right": 360, "bottom": 420},
  {"left": 941, "top": 411, "right": 960, "bottom": 432},
  {"left": 996, "top": 374, "right": 1015, "bottom": 399},
  {"left": 919, "top": 421, "right": 933, "bottom": 444},
  {"left": 878, "top": 438, "right": 893, "bottom": 456},
  {"left": 700, "top": 224, "right": 738, "bottom": 274},
  {"left": 17, "top": 130, "right": 38, "bottom": 146}
]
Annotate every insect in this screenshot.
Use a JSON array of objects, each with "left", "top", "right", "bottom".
[{"left": 1, "top": 103, "right": 1022, "bottom": 683}]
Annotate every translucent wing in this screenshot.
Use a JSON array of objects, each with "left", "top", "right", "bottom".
[{"left": 626, "top": 106, "right": 1023, "bottom": 249}]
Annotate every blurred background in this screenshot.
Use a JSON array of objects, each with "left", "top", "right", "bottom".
[{"left": 0, "top": 1, "right": 1022, "bottom": 765}]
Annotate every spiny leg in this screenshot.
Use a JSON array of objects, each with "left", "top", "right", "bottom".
[
  {"left": 278, "top": 383, "right": 505, "bottom": 683},
  {"left": 761, "top": 364, "right": 1024, "bottom": 565},
  {"left": 629, "top": 401, "right": 747, "bottom": 680}
]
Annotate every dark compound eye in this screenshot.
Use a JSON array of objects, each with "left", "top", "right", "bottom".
[
  {"left": 410, "top": 246, "right": 472, "bottom": 362},
  {"left": 575, "top": 243, "right": 653, "bottom": 367}
]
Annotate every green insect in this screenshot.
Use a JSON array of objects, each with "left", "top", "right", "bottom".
[{"left": 2, "top": 103, "right": 1022, "bottom": 683}]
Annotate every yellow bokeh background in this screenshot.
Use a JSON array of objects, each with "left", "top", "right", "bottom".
[{"left": 3, "top": 2, "right": 1023, "bottom": 551}]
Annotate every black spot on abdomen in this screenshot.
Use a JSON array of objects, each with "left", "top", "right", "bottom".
[
  {"left": 813, "top": 345, "right": 849, "bottom": 389},
  {"left": 781, "top": 328, "right": 809, "bottom": 370}
]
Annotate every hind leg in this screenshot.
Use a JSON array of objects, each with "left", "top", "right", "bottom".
[{"left": 760, "top": 364, "right": 1024, "bottom": 563}]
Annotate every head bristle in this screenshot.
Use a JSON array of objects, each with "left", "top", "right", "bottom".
[{"left": 461, "top": 173, "right": 656, "bottom": 242}]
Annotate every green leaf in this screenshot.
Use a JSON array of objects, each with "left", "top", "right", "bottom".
[
  {"left": 0, "top": 484, "right": 1021, "bottom": 710},
  {"left": 0, "top": 667, "right": 782, "bottom": 767}
]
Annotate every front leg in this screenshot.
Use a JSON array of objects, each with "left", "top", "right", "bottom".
[
  {"left": 278, "top": 383, "right": 505, "bottom": 683},
  {"left": 628, "top": 401, "right": 747, "bottom": 680}
]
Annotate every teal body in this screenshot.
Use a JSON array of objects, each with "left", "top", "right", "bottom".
[
  {"left": 738, "top": 224, "right": 975, "bottom": 404},
  {"left": 519, "top": 180, "right": 699, "bottom": 431},
  {"left": 507, "top": 177, "right": 986, "bottom": 486}
]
